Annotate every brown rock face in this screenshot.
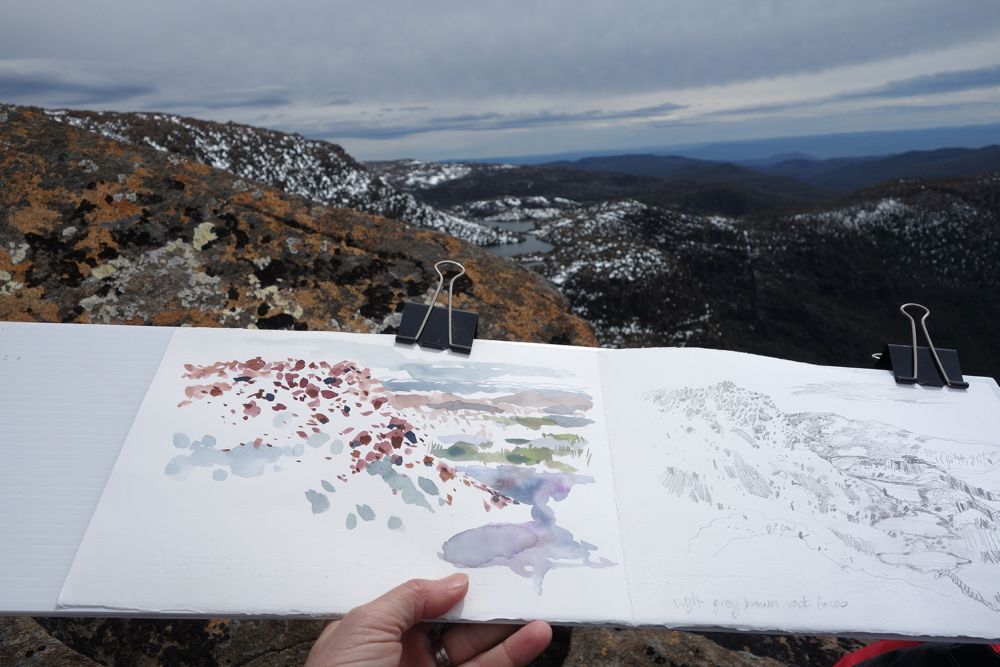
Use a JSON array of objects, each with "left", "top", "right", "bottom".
[
  {"left": 0, "top": 104, "right": 594, "bottom": 346},
  {"left": 565, "top": 628, "right": 786, "bottom": 666},
  {"left": 0, "top": 617, "right": 98, "bottom": 666},
  {"left": 565, "top": 628, "right": 864, "bottom": 666}
]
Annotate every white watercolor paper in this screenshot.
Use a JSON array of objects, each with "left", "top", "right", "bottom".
[
  {"left": 601, "top": 347, "right": 1000, "bottom": 640},
  {"left": 59, "top": 329, "right": 1000, "bottom": 639},
  {"left": 58, "top": 328, "right": 630, "bottom": 622}
]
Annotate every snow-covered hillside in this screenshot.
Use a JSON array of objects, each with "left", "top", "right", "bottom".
[
  {"left": 379, "top": 158, "right": 1000, "bottom": 376},
  {"left": 44, "top": 110, "right": 512, "bottom": 247},
  {"left": 368, "top": 159, "right": 515, "bottom": 190}
]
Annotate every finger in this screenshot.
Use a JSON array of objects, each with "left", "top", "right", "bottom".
[
  {"left": 339, "top": 573, "right": 469, "bottom": 638},
  {"left": 462, "top": 620, "right": 552, "bottom": 667},
  {"left": 440, "top": 623, "right": 519, "bottom": 665}
]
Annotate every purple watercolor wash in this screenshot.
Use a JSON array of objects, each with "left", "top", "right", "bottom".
[{"left": 440, "top": 465, "right": 614, "bottom": 592}]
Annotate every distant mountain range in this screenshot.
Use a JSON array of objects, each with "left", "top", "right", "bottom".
[
  {"left": 761, "top": 145, "right": 1000, "bottom": 191},
  {"left": 543, "top": 145, "right": 1000, "bottom": 195},
  {"left": 372, "top": 144, "right": 1000, "bottom": 218},
  {"left": 473, "top": 122, "right": 1000, "bottom": 164}
]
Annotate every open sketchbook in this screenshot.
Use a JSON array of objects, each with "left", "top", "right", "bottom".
[{"left": 59, "top": 328, "right": 1000, "bottom": 640}]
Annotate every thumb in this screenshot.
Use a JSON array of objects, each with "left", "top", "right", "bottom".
[{"left": 341, "top": 573, "right": 469, "bottom": 637}]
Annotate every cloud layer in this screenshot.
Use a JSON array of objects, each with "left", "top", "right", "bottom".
[{"left": 2, "top": 1, "right": 999, "bottom": 158}]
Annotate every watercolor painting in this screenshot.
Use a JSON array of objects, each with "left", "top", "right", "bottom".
[
  {"left": 645, "top": 380, "right": 1000, "bottom": 615},
  {"left": 164, "top": 351, "right": 614, "bottom": 591}
]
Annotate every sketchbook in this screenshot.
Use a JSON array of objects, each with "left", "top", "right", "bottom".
[{"left": 57, "top": 327, "right": 1000, "bottom": 640}]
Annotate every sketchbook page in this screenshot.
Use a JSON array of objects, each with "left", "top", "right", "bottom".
[
  {"left": 602, "top": 347, "right": 1000, "bottom": 639},
  {"left": 58, "top": 328, "right": 629, "bottom": 622}
]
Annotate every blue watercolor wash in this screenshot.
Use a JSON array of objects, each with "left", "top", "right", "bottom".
[
  {"left": 305, "top": 489, "right": 330, "bottom": 514},
  {"left": 165, "top": 438, "right": 297, "bottom": 480},
  {"left": 307, "top": 433, "right": 329, "bottom": 448},
  {"left": 366, "top": 459, "right": 433, "bottom": 511},
  {"left": 418, "top": 476, "right": 439, "bottom": 496}
]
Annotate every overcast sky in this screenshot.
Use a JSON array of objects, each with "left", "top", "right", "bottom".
[{"left": 2, "top": 1, "right": 1000, "bottom": 159}]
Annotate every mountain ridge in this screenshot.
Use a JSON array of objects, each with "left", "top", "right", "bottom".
[
  {"left": 37, "top": 107, "right": 512, "bottom": 247},
  {"left": 0, "top": 103, "right": 592, "bottom": 345},
  {"left": 461, "top": 121, "right": 1000, "bottom": 165},
  {"left": 538, "top": 145, "right": 1000, "bottom": 196}
]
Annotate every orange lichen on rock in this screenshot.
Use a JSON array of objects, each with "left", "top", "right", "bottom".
[{"left": 0, "top": 103, "right": 594, "bottom": 346}]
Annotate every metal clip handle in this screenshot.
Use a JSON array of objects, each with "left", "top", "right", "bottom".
[
  {"left": 899, "top": 303, "right": 963, "bottom": 388},
  {"left": 410, "top": 261, "right": 466, "bottom": 349}
]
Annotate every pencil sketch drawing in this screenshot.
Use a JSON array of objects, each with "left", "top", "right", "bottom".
[{"left": 646, "top": 381, "right": 1000, "bottom": 613}]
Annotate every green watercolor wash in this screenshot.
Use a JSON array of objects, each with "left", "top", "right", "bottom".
[
  {"left": 505, "top": 446, "right": 577, "bottom": 472},
  {"left": 432, "top": 442, "right": 578, "bottom": 472},
  {"left": 514, "top": 416, "right": 558, "bottom": 430},
  {"left": 434, "top": 443, "right": 508, "bottom": 465},
  {"left": 321, "top": 480, "right": 336, "bottom": 493}
]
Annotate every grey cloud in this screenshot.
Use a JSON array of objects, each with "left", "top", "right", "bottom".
[
  {"left": 2, "top": 1, "right": 1000, "bottom": 158},
  {"left": 702, "top": 64, "right": 1000, "bottom": 122},
  {"left": 199, "top": 93, "right": 292, "bottom": 110},
  {"left": 316, "top": 101, "right": 684, "bottom": 139},
  {"left": 378, "top": 105, "right": 429, "bottom": 113},
  {"left": 0, "top": 71, "right": 153, "bottom": 105},
  {"left": 840, "top": 64, "right": 1000, "bottom": 100},
  {"left": 3, "top": 2, "right": 1000, "bottom": 101},
  {"left": 147, "top": 86, "right": 293, "bottom": 111},
  {"left": 431, "top": 102, "right": 684, "bottom": 127},
  {"left": 705, "top": 100, "right": 815, "bottom": 118}
]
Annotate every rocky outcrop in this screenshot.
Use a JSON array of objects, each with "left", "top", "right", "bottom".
[
  {"left": 0, "top": 618, "right": 98, "bottom": 666},
  {"left": 0, "top": 104, "right": 592, "bottom": 346},
  {"left": 565, "top": 628, "right": 863, "bottom": 666},
  {"left": 43, "top": 108, "right": 512, "bottom": 246}
]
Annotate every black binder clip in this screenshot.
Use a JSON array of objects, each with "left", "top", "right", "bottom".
[
  {"left": 872, "top": 303, "right": 969, "bottom": 389},
  {"left": 395, "top": 260, "right": 479, "bottom": 354}
]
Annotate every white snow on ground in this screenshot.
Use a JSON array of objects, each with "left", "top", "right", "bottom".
[
  {"left": 452, "top": 195, "right": 579, "bottom": 224},
  {"left": 368, "top": 159, "right": 516, "bottom": 191},
  {"left": 399, "top": 160, "right": 472, "bottom": 188}
]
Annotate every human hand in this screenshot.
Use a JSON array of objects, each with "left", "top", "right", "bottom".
[{"left": 305, "top": 573, "right": 553, "bottom": 667}]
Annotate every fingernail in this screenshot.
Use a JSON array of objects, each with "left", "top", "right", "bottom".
[{"left": 444, "top": 573, "right": 468, "bottom": 592}]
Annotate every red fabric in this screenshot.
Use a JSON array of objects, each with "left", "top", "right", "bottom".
[
  {"left": 834, "top": 642, "right": 1000, "bottom": 667},
  {"left": 833, "top": 641, "right": 926, "bottom": 667}
]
